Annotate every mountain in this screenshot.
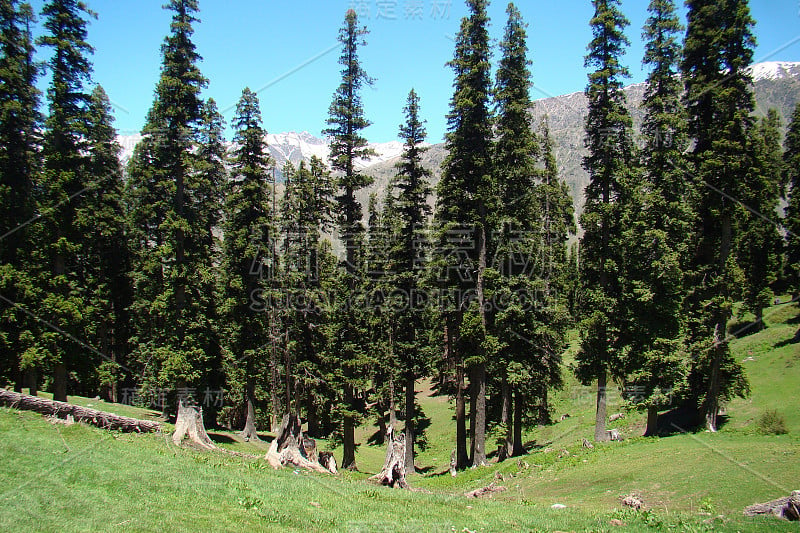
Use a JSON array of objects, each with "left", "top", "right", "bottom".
[{"left": 117, "top": 61, "right": 800, "bottom": 222}]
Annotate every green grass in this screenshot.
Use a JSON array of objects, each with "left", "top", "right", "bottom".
[{"left": 1, "top": 300, "right": 798, "bottom": 531}]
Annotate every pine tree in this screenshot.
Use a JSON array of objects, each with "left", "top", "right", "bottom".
[
  {"left": 126, "top": 0, "right": 211, "bottom": 414},
  {"left": 574, "top": 0, "right": 636, "bottom": 442},
  {"left": 390, "top": 89, "right": 432, "bottom": 472},
  {"left": 280, "top": 156, "right": 335, "bottom": 437},
  {"left": 322, "top": 9, "right": 375, "bottom": 470},
  {"left": 221, "top": 88, "right": 271, "bottom": 441},
  {"left": 36, "top": 0, "right": 96, "bottom": 401},
  {"left": 737, "top": 109, "right": 782, "bottom": 330},
  {"left": 784, "top": 102, "right": 800, "bottom": 308},
  {"left": 681, "top": 0, "right": 753, "bottom": 431},
  {"left": 492, "top": 3, "right": 542, "bottom": 458},
  {"left": 618, "top": 0, "right": 691, "bottom": 437},
  {"left": 79, "top": 85, "right": 131, "bottom": 401},
  {"left": 0, "top": 0, "right": 40, "bottom": 391},
  {"left": 435, "top": 0, "right": 494, "bottom": 468}
]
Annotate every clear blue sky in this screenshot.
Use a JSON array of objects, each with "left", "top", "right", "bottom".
[{"left": 29, "top": 0, "right": 800, "bottom": 143}]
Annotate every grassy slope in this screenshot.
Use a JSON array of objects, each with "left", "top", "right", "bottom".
[{"left": 0, "top": 301, "right": 797, "bottom": 531}]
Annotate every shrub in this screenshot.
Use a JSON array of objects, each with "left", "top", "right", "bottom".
[{"left": 757, "top": 409, "right": 788, "bottom": 435}]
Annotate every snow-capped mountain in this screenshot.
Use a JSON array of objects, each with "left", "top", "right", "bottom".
[
  {"left": 747, "top": 61, "right": 800, "bottom": 82},
  {"left": 116, "top": 130, "right": 413, "bottom": 173}
]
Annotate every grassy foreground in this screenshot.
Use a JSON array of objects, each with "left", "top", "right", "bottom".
[{"left": 0, "top": 300, "right": 798, "bottom": 531}]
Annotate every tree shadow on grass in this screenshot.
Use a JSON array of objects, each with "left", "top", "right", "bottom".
[
  {"left": 206, "top": 432, "right": 237, "bottom": 444},
  {"left": 656, "top": 407, "right": 730, "bottom": 437},
  {"left": 774, "top": 328, "right": 800, "bottom": 348}
]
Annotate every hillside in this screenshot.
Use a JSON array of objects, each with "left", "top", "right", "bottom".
[{"left": 2, "top": 300, "right": 797, "bottom": 532}]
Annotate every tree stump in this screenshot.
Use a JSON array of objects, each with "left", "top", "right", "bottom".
[
  {"left": 744, "top": 491, "right": 800, "bottom": 520},
  {"left": 172, "top": 400, "right": 216, "bottom": 450},
  {"left": 368, "top": 426, "right": 409, "bottom": 489},
  {"left": 265, "top": 413, "right": 335, "bottom": 474}
]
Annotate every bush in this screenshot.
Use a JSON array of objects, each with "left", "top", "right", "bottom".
[{"left": 757, "top": 409, "right": 788, "bottom": 435}]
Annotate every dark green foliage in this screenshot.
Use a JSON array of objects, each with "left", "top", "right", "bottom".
[
  {"left": 617, "top": 0, "right": 691, "bottom": 432},
  {"left": 386, "top": 89, "right": 433, "bottom": 470},
  {"left": 737, "top": 109, "right": 783, "bottom": 329},
  {"left": 575, "top": 0, "right": 636, "bottom": 441},
  {"left": 220, "top": 88, "right": 272, "bottom": 434},
  {"left": 280, "top": 156, "right": 336, "bottom": 437},
  {"left": 79, "top": 86, "right": 132, "bottom": 401},
  {"left": 491, "top": 4, "right": 572, "bottom": 455},
  {"left": 322, "top": 9, "right": 375, "bottom": 469},
  {"left": 35, "top": 0, "right": 96, "bottom": 401},
  {"left": 681, "top": 0, "right": 753, "bottom": 431},
  {"left": 783, "top": 103, "right": 800, "bottom": 297},
  {"left": 126, "top": 0, "right": 217, "bottom": 414},
  {"left": 436, "top": 0, "right": 494, "bottom": 468},
  {"left": 0, "top": 0, "right": 40, "bottom": 390}
]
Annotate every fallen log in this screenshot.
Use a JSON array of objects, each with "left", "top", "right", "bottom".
[
  {"left": 744, "top": 491, "right": 800, "bottom": 521},
  {"left": 368, "top": 426, "right": 409, "bottom": 489},
  {"left": 465, "top": 482, "right": 506, "bottom": 498},
  {"left": 0, "top": 388, "right": 162, "bottom": 433},
  {"left": 265, "top": 413, "right": 335, "bottom": 474},
  {"left": 172, "top": 401, "right": 216, "bottom": 450}
]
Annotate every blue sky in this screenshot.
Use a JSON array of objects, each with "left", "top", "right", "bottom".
[{"left": 29, "top": 0, "right": 800, "bottom": 143}]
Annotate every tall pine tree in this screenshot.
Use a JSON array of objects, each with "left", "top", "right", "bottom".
[
  {"left": 574, "top": 0, "right": 637, "bottom": 442},
  {"left": 80, "top": 85, "right": 131, "bottom": 401},
  {"left": 36, "top": 0, "right": 95, "bottom": 401},
  {"left": 784, "top": 102, "right": 800, "bottom": 311},
  {"left": 0, "top": 0, "right": 40, "bottom": 391},
  {"left": 126, "top": 0, "right": 213, "bottom": 414},
  {"left": 221, "top": 88, "right": 271, "bottom": 441},
  {"left": 390, "top": 89, "right": 432, "bottom": 472},
  {"left": 737, "top": 108, "right": 782, "bottom": 330},
  {"left": 618, "top": 0, "right": 691, "bottom": 437},
  {"left": 322, "top": 9, "right": 375, "bottom": 470},
  {"left": 435, "top": 0, "right": 494, "bottom": 467},
  {"left": 681, "top": 0, "right": 753, "bottom": 431}
]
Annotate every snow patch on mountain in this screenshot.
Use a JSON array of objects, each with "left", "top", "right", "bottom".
[{"left": 747, "top": 61, "right": 800, "bottom": 82}]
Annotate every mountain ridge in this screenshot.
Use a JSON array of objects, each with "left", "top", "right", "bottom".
[{"left": 117, "top": 61, "right": 800, "bottom": 219}]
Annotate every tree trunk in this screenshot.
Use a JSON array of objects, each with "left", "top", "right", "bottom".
[
  {"left": 404, "top": 373, "right": 416, "bottom": 474},
  {"left": 538, "top": 384, "right": 550, "bottom": 425},
  {"left": 755, "top": 306, "right": 764, "bottom": 331},
  {"left": 499, "top": 377, "right": 512, "bottom": 461},
  {"left": 455, "top": 362, "right": 468, "bottom": 469},
  {"left": 707, "top": 212, "right": 733, "bottom": 432},
  {"left": 306, "top": 395, "right": 319, "bottom": 438},
  {"left": 594, "top": 371, "right": 609, "bottom": 442},
  {"left": 472, "top": 222, "right": 488, "bottom": 468},
  {"left": 369, "top": 426, "right": 409, "bottom": 488},
  {"left": 644, "top": 405, "right": 659, "bottom": 437},
  {"left": 25, "top": 368, "right": 38, "bottom": 396},
  {"left": 471, "top": 363, "right": 487, "bottom": 466},
  {"left": 173, "top": 400, "right": 216, "bottom": 449},
  {"left": 241, "top": 376, "right": 260, "bottom": 441},
  {"left": 388, "top": 376, "right": 398, "bottom": 430},
  {"left": 52, "top": 361, "right": 67, "bottom": 402},
  {"left": 265, "top": 412, "right": 335, "bottom": 474},
  {"left": 0, "top": 389, "right": 162, "bottom": 432},
  {"left": 512, "top": 390, "right": 525, "bottom": 456},
  {"left": 342, "top": 385, "right": 357, "bottom": 471}
]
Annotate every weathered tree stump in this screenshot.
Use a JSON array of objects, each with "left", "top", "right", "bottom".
[
  {"left": 265, "top": 413, "right": 335, "bottom": 474},
  {"left": 0, "top": 389, "right": 162, "bottom": 433},
  {"left": 172, "top": 400, "right": 216, "bottom": 450},
  {"left": 744, "top": 491, "right": 800, "bottom": 520},
  {"left": 368, "top": 426, "right": 409, "bottom": 489}
]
